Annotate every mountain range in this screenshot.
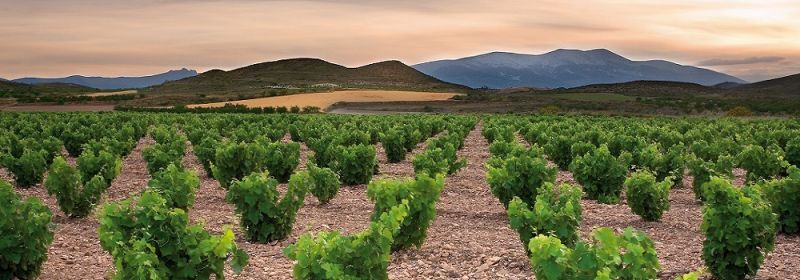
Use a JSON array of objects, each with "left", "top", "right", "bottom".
[
  {"left": 143, "top": 58, "right": 469, "bottom": 96},
  {"left": 13, "top": 68, "right": 197, "bottom": 90},
  {"left": 412, "top": 49, "right": 746, "bottom": 89}
]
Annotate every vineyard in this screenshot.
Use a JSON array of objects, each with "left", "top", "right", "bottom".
[{"left": 1, "top": 112, "right": 799, "bottom": 279}]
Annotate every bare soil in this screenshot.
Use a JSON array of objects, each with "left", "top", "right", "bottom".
[
  {"left": 188, "top": 90, "right": 461, "bottom": 112},
  {"left": 8, "top": 125, "right": 800, "bottom": 279}
]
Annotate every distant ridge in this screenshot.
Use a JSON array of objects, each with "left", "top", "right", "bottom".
[
  {"left": 145, "top": 58, "right": 469, "bottom": 96},
  {"left": 0, "top": 79, "right": 97, "bottom": 94},
  {"left": 14, "top": 68, "right": 198, "bottom": 90},
  {"left": 413, "top": 49, "right": 746, "bottom": 89},
  {"left": 731, "top": 73, "right": 800, "bottom": 96}
]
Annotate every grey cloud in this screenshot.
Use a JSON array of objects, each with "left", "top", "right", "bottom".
[{"left": 698, "top": 56, "right": 785, "bottom": 66}]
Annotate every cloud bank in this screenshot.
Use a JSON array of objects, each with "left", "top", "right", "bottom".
[{"left": 0, "top": 0, "right": 798, "bottom": 82}]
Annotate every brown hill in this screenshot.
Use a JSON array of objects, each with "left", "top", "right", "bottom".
[
  {"left": 732, "top": 73, "right": 800, "bottom": 97},
  {"left": 0, "top": 80, "right": 97, "bottom": 95},
  {"left": 143, "top": 58, "right": 470, "bottom": 96}
]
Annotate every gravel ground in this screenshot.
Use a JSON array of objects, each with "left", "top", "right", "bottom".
[{"left": 6, "top": 125, "right": 800, "bottom": 279}]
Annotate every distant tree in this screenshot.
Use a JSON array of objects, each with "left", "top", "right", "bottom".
[{"left": 726, "top": 106, "right": 753, "bottom": 117}]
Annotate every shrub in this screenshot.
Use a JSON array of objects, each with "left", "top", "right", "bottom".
[
  {"left": 569, "top": 145, "right": 631, "bottom": 204},
  {"left": 569, "top": 141, "right": 595, "bottom": 159},
  {"left": 332, "top": 144, "right": 377, "bottom": 185},
  {"left": 142, "top": 142, "right": 184, "bottom": 175},
  {"left": 76, "top": 149, "right": 122, "bottom": 185},
  {"left": 1, "top": 149, "right": 48, "bottom": 188},
  {"left": 687, "top": 154, "right": 734, "bottom": 201},
  {"left": 412, "top": 146, "right": 465, "bottom": 177},
  {"left": 380, "top": 129, "right": 407, "bottom": 163},
  {"left": 44, "top": 157, "right": 107, "bottom": 218},
  {"left": 481, "top": 125, "right": 515, "bottom": 143},
  {"left": 508, "top": 183, "right": 582, "bottom": 254},
  {"left": 544, "top": 135, "right": 573, "bottom": 170},
  {"left": 737, "top": 144, "right": 787, "bottom": 183},
  {"left": 528, "top": 227, "right": 660, "bottom": 280},
  {"left": 701, "top": 177, "right": 777, "bottom": 280},
  {"left": 192, "top": 136, "right": 219, "bottom": 174},
  {"left": 147, "top": 164, "right": 199, "bottom": 210},
  {"left": 786, "top": 137, "right": 800, "bottom": 167},
  {"left": 284, "top": 201, "right": 409, "bottom": 280},
  {"left": 635, "top": 144, "right": 685, "bottom": 183},
  {"left": 227, "top": 171, "right": 308, "bottom": 242},
  {"left": 487, "top": 150, "right": 556, "bottom": 208},
  {"left": 0, "top": 180, "right": 54, "bottom": 280},
  {"left": 759, "top": 166, "right": 800, "bottom": 234},
  {"left": 367, "top": 174, "right": 445, "bottom": 251},
  {"left": 425, "top": 136, "right": 467, "bottom": 174},
  {"left": 307, "top": 163, "right": 340, "bottom": 204},
  {"left": 98, "top": 191, "right": 248, "bottom": 279},
  {"left": 488, "top": 140, "right": 526, "bottom": 159},
  {"left": 262, "top": 141, "right": 301, "bottom": 183},
  {"left": 624, "top": 170, "right": 671, "bottom": 221},
  {"left": 211, "top": 141, "right": 266, "bottom": 189},
  {"left": 726, "top": 106, "right": 753, "bottom": 117}
]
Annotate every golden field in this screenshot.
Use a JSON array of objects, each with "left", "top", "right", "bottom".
[{"left": 188, "top": 90, "right": 461, "bottom": 111}]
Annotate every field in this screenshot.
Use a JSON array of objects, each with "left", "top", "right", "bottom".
[
  {"left": 188, "top": 90, "right": 461, "bottom": 111},
  {"left": 1, "top": 112, "right": 799, "bottom": 279},
  {"left": 83, "top": 89, "right": 138, "bottom": 97}
]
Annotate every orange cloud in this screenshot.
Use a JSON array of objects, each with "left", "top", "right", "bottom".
[{"left": 0, "top": 0, "right": 798, "bottom": 82}]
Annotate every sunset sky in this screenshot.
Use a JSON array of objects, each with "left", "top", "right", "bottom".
[{"left": 1, "top": 0, "right": 798, "bottom": 82}]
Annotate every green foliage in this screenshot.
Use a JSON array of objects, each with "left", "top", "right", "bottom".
[
  {"left": 412, "top": 146, "right": 464, "bottom": 177},
  {"left": 569, "top": 141, "right": 596, "bottom": 159},
  {"left": 786, "top": 137, "right": 800, "bottom": 167},
  {"left": 98, "top": 191, "right": 248, "bottom": 280},
  {"left": 262, "top": 141, "right": 301, "bottom": 183},
  {"left": 307, "top": 163, "right": 340, "bottom": 205},
  {"left": 424, "top": 134, "right": 467, "bottom": 175},
  {"left": 192, "top": 136, "right": 219, "bottom": 174},
  {"left": 367, "top": 174, "right": 445, "bottom": 251},
  {"left": 687, "top": 154, "right": 734, "bottom": 201},
  {"left": 227, "top": 171, "right": 309, "bottom": 242},
  {"left": 332, "top": 144, "right": 377, "bottom": 185},
  {"left": 701, "top": 177, "right": 777, "bottom": 280},
  {"left": 635, "top": 143, "right": 685, "bottom": 183},
  {"left": 737, "top": 144, "right": 787, "bottom": 183},
  {"left": 544, "top": 135, "right": 574, "bottom": 170},
  {"left": 44, "top": 157, "right": 106, "bottom": 218},
  {"left": 569, "top": 145, "right": 631, "bottom": 204},
  {"left": 76, "top": 149, "right": 122, "bottom": 185},
  {"left": 758, "top": 166, "right": 800, "bottom": 234},
  {"left": 1, "top": 149, "right": 48, "bottom": 188},
  {"left": 211, "top": 141, "right": 266, "bottom": 189},
  {"left": 488, "top": 140, "right": 526, "bottom": 159},
  {"left": 527, "top": 227, "right": 660, "bottom": 280},
  {"left": 482, "top": 125, "right": 515, "bottom": 143},
  {"left": 487, "top": 150, "right": 557, "bottom": 208},
  {"left": 142, "top": 142, "right": 185, "bottom": 175},
  {"left": 147, "top": 164, "right": 199, "bottom": 210},
  {"left": 508, "top": 183, "right": 582, "bottom": 254},
  {"left": 284, "top": 201, "right": 409, "bottom": 280},
  {"left": 0, "top": 180, "right": 54, "bottom": 280},
  {"left": 380, "top": 129, "right": 407, "bottom": 163},
  {"left": 624, "top": 170, "right": 671, "bottom": 221}
]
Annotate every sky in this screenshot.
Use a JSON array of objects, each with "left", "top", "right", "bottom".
[{"left": 1, "top": 0, "right": 799, "bottom": 82}]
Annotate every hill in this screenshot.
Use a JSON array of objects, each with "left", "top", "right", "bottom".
[
  {"left": 0, "top": 80, "right": 97, "bottom": 95},
  {"left": 14, "top": 68, "right": 197, "bottom": 90},
  {"left": 566, "top": 80, "right": 722, "bottom": 97},
  {"left": 732, "top": 73, "right": 800, "bottom": 97},
  {"left": 413, "top": 49, "right": 745, "bottom": 89},
  {"left": 144, "top": 58, "right": 469, "bottom": 97}
]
